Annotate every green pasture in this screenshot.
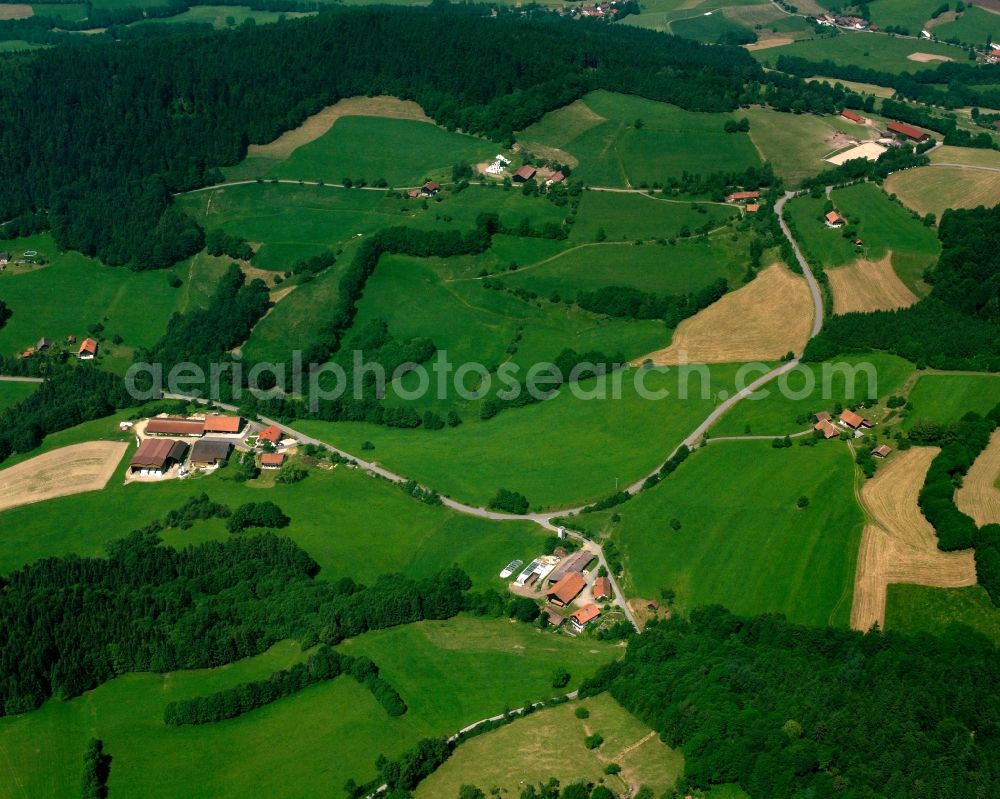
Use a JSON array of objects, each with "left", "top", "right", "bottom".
[
  {"left": 901, "top": 373, "right": 1000, "bottom": 430},
  {"left": 0, "top": 617, "right": 619, "bottom": 798},
  {"left": 416, "top": 693, "right": 682, "bottom": 798},
  {"left": 30, "top": 3, "right": 89, "bottom": 20},
  {"left": 569, "top": 190, "right": 738, "bottom": 243},
  {"left": 744, "top": 107, "right": 859, "bottom": 186},
  {"left": 518, "top": 91, "right": 762, "bottom": 187},
  {"left": 573, "top": 440, "right": 864, "bottom": 627},
  {"left": 866, "top": 0, "right": 940, "bottom": 35},
  {"left": 785, "top": 182, "right": 940, "bottom": 294},
  {"left": 295, "top": 364, "right": 749, "bottom": 509},
  {"left": 935, "top": 6, "right": 1000, "bottom": 47},
  {"left": 711, "top": 353, "right": 914, "bottom": 437},
  {"left": 753, "top": 31, "right": 964, "bottom": 73},
  {"left": 270, "top": 116, "right": 494, "bottom": 187},
  {"left": 670, "top": 9, "right": 755, "bottom": 42},
  {"left": 0, "top": 380, "right": 37, "bottom": 410},
  {"left": 886, "top": 584, "right": 1000, "bottom": 645},
  {"left": 136, "top": 5, "right": 313, "bottom": 28},
  {"left": 0, "top": 233, "right": 225, "bottom": 372}
]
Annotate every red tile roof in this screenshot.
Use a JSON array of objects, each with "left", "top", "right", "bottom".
[
  {"left": 130, "top": 438, "right": 184, "bottom": 469},
  {"left": 887, "top": 121, "right": 929, "bottom": 140},
  {"left": 840, "top": 410, "right": 864, "bottom": 428},
  {"left": 826, "top": 211, "right": 845, "bottom": 224},
  {"left": 815, "top": 420, "right": 839, "bottom": 439},
  {"left": 513, "top": 165, "right": 536, "bottom": 181},
  {"left": 203, "top": 415, "right": 243, "bottom": 434},
  {"left": 571, "top": 603, "right": 601, "bottom": 627},
  {"left": 593, "top": 576, "right": 612, "bottom": 601},
  {"left": 841, "top": 109, "right": 864, "bottom": 123},
  {"left": 546, "top": 572, "right": 586, "bottom": 606},
  {"left": 145, "top": 418, "right": 205, "bottom": 436},
  {"left": 726, "top": 190, "right": 759, "bottom": 201},
  {"left": 261, "top": 452, "right": 285, "bottom": 467},
  {"left": 258, "top": 424, "right": 283, "bottom": 443},
  {"left": 78, "top": 338, "right": 98, "bottom": 356}
]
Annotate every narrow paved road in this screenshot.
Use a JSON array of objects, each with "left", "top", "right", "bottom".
[
  {"left": 775, "top": 190, "right": 824, "bottom": 338},
  {"left": 0, "top": 376, "right": 44, "bottom": 383}
]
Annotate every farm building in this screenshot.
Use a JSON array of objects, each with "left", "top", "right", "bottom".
[
  {"left": 886, "top": 121, "right": 930, "bottom": 142},
  {"left": 190, "top": 439, "right": 233, "bottom": 468},
  {"left": 570, "top": 604, "right": 601, "bottom": 633},
  {"left": 593, "top": 576, "right": 612, "bottom": 601},
  {"left": 725, "top": 190, "right": 759, "bottom": 204},
  {"left": 257, "top": 424, "right": 283, "bottom": 445},
  {"left": 545, "top": 609, "right": 565, "bottom": 628},
  {"left": 872, "top": 444, "right": 892, "bottom": 458},
  {"left": 512, "top": 165, "right": 536, "bottom": 183},
  {"left": 36, "top": 337, "right": 52, "bottom": 352},
  {"left": 840, "top": 109, "right": 865, "bottom": 124},
  {"left": 261, "top": 452, "right": 285, "bottom": 469},
  {"left": 407, "top": 189, "right": 421, "bottom": 199},
  {"left": 0, "top": 252, "right": 9, "bottom": 265},
  {"left": 548, "top": 548, "right": 595, "bottom": 585},
  {"left": 421, "top": 181, "right": 440, "bottom": 196},
  {"left": 546, "top": 171, "right": 565, "bottom": 186},
  {"left": 814, "top": 420, "right": 839, "bottom": 439},
  {"left": 78, "top": 338, "right": 98, "bottom": 360},
  {"left": 745, "top": 203, "right": 760, "bottom": 213},
  {"left": 203, "top": 414, "right": 244, "bottom": 435},
  {"left": 129, "top": 438, "right": 187, "bottom": 475},
  {"left": 815, "top": 411, "right": 831, "bottom": 423},
  {"left": 145, "top": 418, "right": 205, "bottom": 437},
  {"left": 825, "top": 211, "right": 846, "bottom": 228},
  {"left": 840, "top": 410, "right": 873, "bottom": 429},
  {"left": 546, "top": 572, "right": 586, "bottom": 607}
]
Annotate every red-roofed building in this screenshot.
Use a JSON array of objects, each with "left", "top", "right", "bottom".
[
  {"left": 546, "top": 572, "right": 586, "bottom": 607},
  {"left": 513, "top": 165, "right": 536, "bottom": 183},
  {"left": 593, "top": 576, "right": 612, "bottom": 601},
  {"left": 725, "top": 190, "right": 759, "bottom": 203},
  {"left": 571, "top": 603, "right": 601, "bottom": 632},
  {"left": 258, "top": 425, "right": 283, "bottom": 444},
  {"left": 546, "top": 171, "right": 566, "bottom": 185},
  {"left": 145, "top": 418, "right": 205, "bottom": 437},
  {"left": 203, "top": 415, "right": 244, "bottom": 434},
  {"left": 887, "top": 121, "right": 930, "bottom": 142},
  {"left": 78, "top": 338, "right": 98, "bottom": 360},
  {"left": 840, "top": 409, "right": 872, "bottom": 429},
  {"left": 745, "top": 203, "right": 761, "bottom": 213},
  {"left": 421, "top": 181, "right": 440, "bottom": 196},
  {"left": 841, "top": 109, "right": 865, "bottom": 124},
  {"left": 814, "top": 420, "right": 839, "bottom": 439},
  {"left": 872, "top": 444, "right": 892, "bottom": 458},
  {"left": 825, "top": 211, "right": 845, "bottom": 227},
  {"left": 260, "top": 452, "right": 285, "bottom": 469}
]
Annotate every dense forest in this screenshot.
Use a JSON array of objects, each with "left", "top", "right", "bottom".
[
  {"left": 0, "top": 5, "right": 857, "bottom": 268},
  {"left": 581, "top": 606, "right": 1000, "bottom": 798},
  {"left": 0, "top": 526, "right": 473, "bottom": 715},
  {"left": 805, "top": 205, "right": 1000, "bottom": 370}
]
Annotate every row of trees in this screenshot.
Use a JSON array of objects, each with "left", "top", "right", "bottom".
[
  {"left": 580, "top": 606, "right": 1000, "bottom": 798},
  {"left": 226, "top": 501, "right": 290, "bottom": 533},
  {"left": 576, "top": 277, "right": 729, "bottom": 329},
  {"left": 81, "top": 738, "right": 111, "bottom": 799},
  {"left": 163, "top": 645, "right": 405, "bottom": 726}
]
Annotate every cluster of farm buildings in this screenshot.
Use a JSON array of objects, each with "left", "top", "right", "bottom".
[
  {"left": 501, "top": 537, "right": 615, "bottom": 634},
  {"left": 813, "top": 409, "right": 892, "bottom": 458},
  {"left": 828, "top": 113, "right": 932, "bottom": 166},
  {"left": 814, "top": 13, "right": 871, "bottom": 31},
  {"left": 124, "top": 413, "right": 295, "bottom": 480},
  {"left": 19, "top": 335, "right": 98, "bottom": 361}
]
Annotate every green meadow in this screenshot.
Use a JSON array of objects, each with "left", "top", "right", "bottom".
[
  {"left": 0, "top": 233, "right": 226, "bottom": 372},
  {"left": 935, "top": 6, "right": 1000, "bottom": 46},
  {"left": 136, "top": 5, "right": 313, "bottom": 28},
  {"left": 270, "top": 116, "right": 495, "bottom": 186},
  {"left": 518, "top": 90, "right": 762, "bottom": 187},
  {"left": 416, "top": 693, "right": 682, "bottom": 798},
  {"left": 0, "top": 380, "right": 37, "bottom": 410},
  {"left": 865, "top": 0, "right": 940, "bottom": 35},
  {"left": 886, "top": 584, "right": 1000, "bottom": 645},
  {"left": 568, "top": 190, "right": 738, "bottom": 243},
  {"left": 753, "top": 32, "right": 963, "bottom": 73},
  {"left": 785, "top": 183, "right": 940, "bottom": 294},
  {"left": 0, "top": 617, "right": 620, "bottom": 798},
  {"left": 296, "top": 364, "right": 748, "bottom": 509},
  {"left": 710, "top": 353, "right": 914, "bottom": 437},
  {"left": 0, "top": 416, "right": 547, "bottom": 584},
  {"left": 573, "top": 440, "right": 864, "bottom": 627},
  {"left": 743, "top": 107, "right": 859, "bottom": 186},
  {"left": 901, "top": 373, "right": 1000, "bottom": 430},
  {"left": 670, "top": 9, "right": 755, "bottom": 43}
]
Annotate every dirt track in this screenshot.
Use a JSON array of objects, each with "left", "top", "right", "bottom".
[
  {"left": 956, "top": 430, "right": 1000, "bottom": 526},
  {"left": 851, "top": 447, "right": 977, "bottom": 631},
  {"left": 0, "top": 442, "right": 128, "bottom": 514},
  {"left": 827, "top": 253, "right": 918, "bottom": 315},
  {"left": 637, "top": 264, "right": 813, "bottom": 365}
]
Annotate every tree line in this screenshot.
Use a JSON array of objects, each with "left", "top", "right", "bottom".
[
  {"left": 579, "top": 605, "right": 1000, "bottom": 798},
  {"left": 575, "top": 278, "right": 729, "bottom": 329},
  {"left": 804, "top": 205, "right": 1000, "bottom": 371},
  {"left": 163, "top": 645, "right": 405, "bottom": 726},
  {"left": 0, "top": 522, "right": 474, "bottom": 716}
]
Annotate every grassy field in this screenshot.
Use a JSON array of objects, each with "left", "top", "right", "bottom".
[
  {"left": 670, "top": 9, "right": 755, "bottom": 42},
  {"left": 136, "top": 4, "right": 313, "bottom": 28},
  {"left": 574, "top": 440, "right": 864, "bottom": 627},
  {"left": 295, "top": 364, "right": 748, "bottom": 508},
  {"left": 269, "top": 116, "right": 494, "bottom": 187},
  {"left": 886, "top": 584, "right": 1000, "bottom": 644},
  {"left": 0, "top": 416, "right": 549, "bottom": 585},
  {"left": 901, "top": 373, "right": 1000, "bottom": 430},
  {"left": 710, "top": 353, "right": 914, "bottom": 437},
  {"left": 935, "top": 6, "right": 1000, "bottom": 46},
  {"left": 0, "top": 233, "right": 226, "bottom": 372},
  {"left": 753, "top": 32, "right": 963, "bottom": 72},
  {"left": 886, "top": 165, "right": 1000, "bottom": 220},
  {"left": 569, "top": 190, "right": 738, "bottom": 243},
  {"left": 30, "top": 3, "right": 89, "bottom": 20},
  {"left": 785, "top": 182, "right": 940, "bottom": 295},
  {"left": 0, "top": 380, "right": 36, "bottom": 410},
  {"left": 0, "top": 617, "right": 620, "bottom": 798},
  {"left": 866, "top": 0, "right": 940, "bottom": 35},
  {"left": 744, "top": 107, "right": 861, "bottom": 186},
  {"left": 518, "top": 91, "right": 762, "bottom": 187},
  {"left": 416, "top": 693, "right": 682, "bottom": 798}
]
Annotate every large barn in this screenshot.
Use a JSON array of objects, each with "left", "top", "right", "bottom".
[
  {"left": 190, "top": 439, "right": 233, "bottom": 468},
  {"left": 129, "top": 439, "right": 187, "bottom": 475},
  {"left": 145, "top": 418, "right": 206, "bottom": 437}
]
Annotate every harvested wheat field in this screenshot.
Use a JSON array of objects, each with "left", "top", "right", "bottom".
[
  {"left": 744, "top": 37, "right": 794, "bottom": 51},
  {"left": 885, "top": 166, "right": 1000, "bottom": 219},
  {"left": 247, "top": 96, "right": 432, "bottom": 160},
  {"left": 827, "top": 254, "right": 918, "bottom": 314},
  {"left": 908, "top": 52, "right": 953, "bottom": 63},
  {"left": 0, "top": 4, "right": 31, "bottom": 19},
  {"left": 637, "top": 264, "right": 813, "bottom": 365},
  {"left": 851, "top": 447, "right": 977, "bottom": 631},
  {"left": 0, "top": 442, "right": 128, "bottom": 514},
  {"left": 956, "top": 430, "right": 1000, "bottom": 526}
]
